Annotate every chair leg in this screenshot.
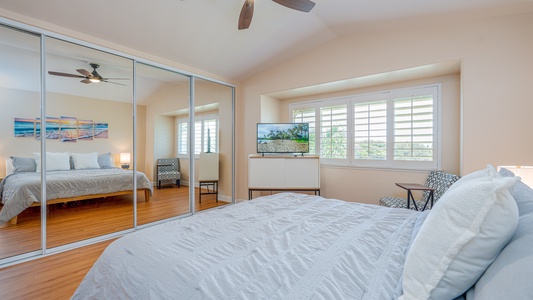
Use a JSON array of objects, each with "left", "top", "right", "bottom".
[
  {"left": 158, "top": 180, "right": 161, "bottom": 189},
  {"left": 176, "top": 180, "right": 180, "bottom": 188}
]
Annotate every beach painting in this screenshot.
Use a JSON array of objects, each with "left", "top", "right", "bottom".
[
  {"left": 94, "top": 122, "right": 108, "bottom": 139},
  {"left": 36, "top": 118, "right": 41, "bottom": 140},
  {"left": 46, "top": 117, "right": 60, "bottom": 140},
  {"left": 78, "top": 119, "right": 94, "bottom": 140},
  {"left": 60, "top": 116, "right": 78, "bottom": 142},
  {"left": 14, "top": 118, "right": 35, "bottom": 138},
  {"left": 36, "top": 117, "right": 60, "bottom": 140}
]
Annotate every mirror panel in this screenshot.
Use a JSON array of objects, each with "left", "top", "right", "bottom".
[
  {"left": 0, "top": 25, "right": 42, "bottom": 260},
  {"left": 136, "top": 62, "right": 192, "bottom": 224},
  {"left": 194, "top": 78, "right": 234, "bottom": 211},
  {"left": 45, "top": 37, "right": 134, "bottom": 247}
]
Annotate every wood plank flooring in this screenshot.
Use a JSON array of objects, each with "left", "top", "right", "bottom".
[{"left": 0, "top": 187, "right": 229, "bottom": 300}]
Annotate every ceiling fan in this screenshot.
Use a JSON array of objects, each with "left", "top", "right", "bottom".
[
  {"left": 238, "top": 0, "right": 316, "bottom": 30},
  {"left": 48, "top": 63, "right": 129, "bottom": 86}
]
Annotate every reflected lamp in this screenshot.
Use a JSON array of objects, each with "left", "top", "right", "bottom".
[{"left": 120, "top": 152, "right": 131, "bottom": 169}]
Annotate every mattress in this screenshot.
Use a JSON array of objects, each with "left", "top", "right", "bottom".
[
  {"left": 73, "top": 192, "right": 427, "bottom": 299},
  {"left": 0, "top": 168, "right": 153, "bottom": 223}
]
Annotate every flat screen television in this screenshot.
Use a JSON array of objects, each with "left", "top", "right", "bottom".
[{"left": 257, "top": 123, "right": 309, "bottom": 155}]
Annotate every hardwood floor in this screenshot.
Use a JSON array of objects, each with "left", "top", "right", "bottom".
[{"left": 0, "top": 187, "right": 229, "bottom": 300}]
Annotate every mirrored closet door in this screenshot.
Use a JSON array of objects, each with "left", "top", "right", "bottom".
[
  {"left": 0, "top": 25, "right": 42, "bottom": 260},
  {"left": 45, "top": 37, "right": 134, "bottom": 248},
  {"left": 136, "top": 62, "right": 192, "bottom": 225},
  {"left": 193, "top": 77, "right": 234, "bottom": 211}
]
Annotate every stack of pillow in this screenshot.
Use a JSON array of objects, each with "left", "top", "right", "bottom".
[
  {"left": 9, "top": 152, "right": 115, "bottom": 173},
  {"left": 400, "top": 165, "right": 533, "bottom": 299}
]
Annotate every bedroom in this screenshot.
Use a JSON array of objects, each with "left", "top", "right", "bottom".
[{"left": 1, "top": 0, "right": 533, "bottom": 298}]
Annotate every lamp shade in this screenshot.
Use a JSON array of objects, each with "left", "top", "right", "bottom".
[{"left": 120, "top": 153, "right": 131, "bottom": 164}]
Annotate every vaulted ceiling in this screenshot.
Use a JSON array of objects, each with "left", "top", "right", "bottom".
[{"left": 0, "top": 0, "right": 532, "bottom": 81}]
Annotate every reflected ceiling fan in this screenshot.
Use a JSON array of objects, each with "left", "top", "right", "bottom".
[
  {"left": 48, "top": 63, "right": 129, "bottom": 86},
  {"left": 238, "top": 0, "right": 316, "bottom": 30}
]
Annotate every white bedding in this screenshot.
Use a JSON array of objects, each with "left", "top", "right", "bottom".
[{"left": 73, "top": 193, "right": 427, "bottom": 299}]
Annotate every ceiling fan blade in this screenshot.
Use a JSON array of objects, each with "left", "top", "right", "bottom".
[
  {"left": 48, "top": 71, "right": 86, "bottom": 79},
  {"left": 238, "top": 0, "right": 254, "bottom": 30},
  {"left": 272, "top": 0, "right": 315, "bottom": 12},
  {"left": 101, "top": 77, "right": 130, "bottom": 80},
  {"left": 76, "top": 69, "right": 92, "bottom": 77},
  {"left": 102, "top": 80, "right": 126, "bottom": 86},
  {"left": 80, "top": 79, "right": 92, "bottom": 84}
]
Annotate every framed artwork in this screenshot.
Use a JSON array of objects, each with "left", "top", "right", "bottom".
[
  {"left": 14, "top": 118, "right": 35, "bottom": 138},
  {"left": 78, "top": 120, "right": 94, "bottom": 140},
  {"left": 60, "top": 116, "right": 78, "bottom": 143},
  {"left": 94, "top": 123, "right": 108, "bottom": 139}
]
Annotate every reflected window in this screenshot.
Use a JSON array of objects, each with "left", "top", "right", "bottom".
[{"left": 176, "top": 114, "right": 218, "bottom": 156}]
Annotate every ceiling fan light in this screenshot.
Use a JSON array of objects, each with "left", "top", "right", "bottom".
[{"left": 89, "top": 78, "right": 101, "bottom": 83}]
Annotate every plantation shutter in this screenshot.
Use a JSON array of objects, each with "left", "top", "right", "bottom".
[
  {"left": 194, "top": 120, "right": 202, "bottom": 155},
  {"left": 203, "top": 118, "right": 218, "bottom": 153},
  {"left": 393, "top": 87, "right": 436, "bottom": 163},
  {"left": 292, "top": 108, "right": 316, "bottom": 154},
  {"left": 320, "top": 104, "right": 348, "bottom": 159},
  {"left": 177, "top": 120, "right": 188, "bottom": 155},
  {"left": 353, "top": 99, "right": 387, "bottom": 160}
]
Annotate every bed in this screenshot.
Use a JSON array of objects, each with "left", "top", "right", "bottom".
[
  {"left": 73, "top": 166, "right": 533, "bottom": 299},
  {"left": 0, "top": 153, "right": 153, "bottom": 225}
]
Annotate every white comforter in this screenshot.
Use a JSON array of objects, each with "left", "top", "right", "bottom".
[{"left": 73, "top": 193, "right": 427, "bottom": 299}]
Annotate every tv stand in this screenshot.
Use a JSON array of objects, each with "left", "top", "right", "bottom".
[{"left": 248, "top": 155, "right": 320, "bottom": 200}]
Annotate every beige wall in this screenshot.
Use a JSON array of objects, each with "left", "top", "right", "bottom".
[
  {"left": 0, "top": 87, "right": 143, "bottom": 177},
  {"left": 236, "top": 12, "right": 533, "bottom": 203}
]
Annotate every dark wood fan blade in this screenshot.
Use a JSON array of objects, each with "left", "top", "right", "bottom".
[
  {"left": 272, "top": 0, "right": 315, "bottom": 12},
  {"left": 80, "top": 79, "right": 92, "bottom": 84},
  {"left": 76, "top": 69, "right": 92, "bottom": 77},
  {"left": 238, "top": 0, "right": 254, "bottom": 30},
  {"left": 102, "top": 80, "right": 126, "bottom": 86},
  {"left": 48, "top": 71, "right": 86, "bottom": 79}
]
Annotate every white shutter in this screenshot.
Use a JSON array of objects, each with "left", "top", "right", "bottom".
[
  {"left": 353, "top": 99, "right": 387, "bottom": 160},
  {"left": 177, "top": 120, "right": 188, "bottom": 155},
  {"left": 194, "top": 120, "right": 202, "bottom": 155},
  {"left": 292, "top": 108, "right": 316, "bottom": 154},
  {"left": 320, "top": 104, "right": 348, "bottom": 160},
  {"left": 203, "top": 118, "right": 218, "bottom": 153},
  {"left": 392, "top": 86, "right": 438, "bottom": 169}
]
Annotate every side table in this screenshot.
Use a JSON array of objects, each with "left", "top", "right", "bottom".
[{"left": 395, "top": 183, "right": 436, "bottom": 211}]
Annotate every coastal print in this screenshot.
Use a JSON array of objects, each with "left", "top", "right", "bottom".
[
  {"left": 46, "top": 117, "right": 60, "bottom": 140},
  {"left": 36, "top": 117, "right": 60, "bottom": 140},
  {"left": 94, "top": 123, "right": 108, "bottom": 139},
  {"left": 60, "top": 116, "right": 78, "bottom": 142},
  {"left": 14, "top": 118, "right": 35, "bottom": 138},
  {"left": 78, "top": 120, "right": 94, "bottom": 140}
]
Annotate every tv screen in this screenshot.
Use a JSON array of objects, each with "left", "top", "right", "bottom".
[{"left": 257, "top": 123, "right": 309, "bottom": 154}]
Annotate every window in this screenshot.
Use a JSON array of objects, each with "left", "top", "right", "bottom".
[
  {"left": 176, "top": 114, "right": 219, "bottom": 156},
  {"left": 289, "top": 84, "right": 440, "bottom": 170}
]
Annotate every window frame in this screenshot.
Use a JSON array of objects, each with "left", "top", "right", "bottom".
[
  {"left": 176, "top": 113, "right": 219, "bottom": 158},
  {"left": 289, "top": 83, "right": 441, "bottom": 171}
]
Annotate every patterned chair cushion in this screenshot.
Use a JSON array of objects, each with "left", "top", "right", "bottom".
[
  {"left": 380, "top": 171, "right": 460, "bottom": 211},
  {"left": 157, "top": 158, "right": 181, "bottom": 181}
]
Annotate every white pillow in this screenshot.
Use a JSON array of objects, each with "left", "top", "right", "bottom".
[
  {"left": 34, "top": 152, "right": 71, "bottom": 172},
  {"left": 71, "top": 152, "right": 100, "bottom": 170},
  {"left": 401, "top": 173, "right": 519, "bottom": 299}
]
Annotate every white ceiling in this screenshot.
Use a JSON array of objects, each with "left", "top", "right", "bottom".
[{"left": 0, "top": 0, "right": 532, "bottom": 82}]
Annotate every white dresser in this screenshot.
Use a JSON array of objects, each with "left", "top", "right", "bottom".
[{"left": 248, "top": 155, "right": 320, "bottom": 199}]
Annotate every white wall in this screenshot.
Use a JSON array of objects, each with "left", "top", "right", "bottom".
[{"left": 236, "top": 12, "right": 533, "bottom": 203}]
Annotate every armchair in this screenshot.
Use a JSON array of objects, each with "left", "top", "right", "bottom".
[
  {"left": 156, "top": 158, "right": 181, "bottom": 189},
  {"left": 379, "top": 170, "right": 460, "bottom": 211}
]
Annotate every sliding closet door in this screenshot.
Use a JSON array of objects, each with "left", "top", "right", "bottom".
[
  {"left": 45, "top": 37, "right": 134, "bottom": 248},
  {"left": 0, "top": 25, "right": 42, "bottom": 261},
  {"left": 135, "top": 62, "right": 192, "bottom": 225},
  {"left": 193, "top": 78, "right": 234, "bottom": 211}
]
